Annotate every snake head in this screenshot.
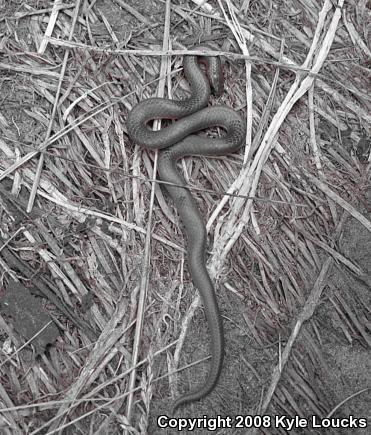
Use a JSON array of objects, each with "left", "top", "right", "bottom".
[
  {"left": 209, "top": 61, "right": 224, "bottom": 97},
  {"left": 193, "top": 45, "right": 224, "bottom": 97}
]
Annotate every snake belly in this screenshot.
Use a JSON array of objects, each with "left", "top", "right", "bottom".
[{"left": 126, "top": 47, "right": 246, "bottom": 412}]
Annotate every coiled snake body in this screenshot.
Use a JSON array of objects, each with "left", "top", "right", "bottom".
[{"left": 127, "top": 47, "right": 246, "bottom": 412}]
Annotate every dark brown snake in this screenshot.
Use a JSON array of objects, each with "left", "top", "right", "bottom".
[{"left": 126, "top": 46, "right": 246, "bottom": 412}]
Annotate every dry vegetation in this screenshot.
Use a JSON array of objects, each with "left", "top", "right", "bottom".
[{"left": 0, "top": 0, "right": 370, "bottom": 434}]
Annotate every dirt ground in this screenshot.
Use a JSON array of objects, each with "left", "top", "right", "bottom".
[{"left": 0, "top": 1, "right": 370, "bottom": 434}]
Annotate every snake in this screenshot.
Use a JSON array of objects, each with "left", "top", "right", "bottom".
[{"left": 126, "top": 46, "right": 246, "bottom": 412}]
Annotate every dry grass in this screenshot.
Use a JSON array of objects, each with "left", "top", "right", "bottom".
[{"left": 0, "top": 0, "right": 370, "bottom": 434}]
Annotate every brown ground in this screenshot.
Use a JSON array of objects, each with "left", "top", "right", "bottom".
[{"left": 0, "top": 1, "right": 370, "bottom": 434}]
